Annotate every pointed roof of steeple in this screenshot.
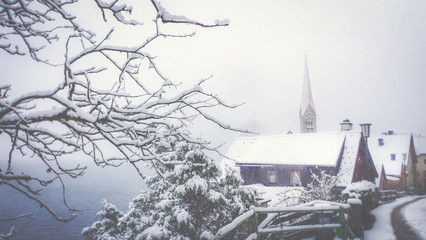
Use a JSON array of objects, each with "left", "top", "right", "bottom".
[{"left": 301, "top": 55, "right": 315, "bottom": 114}]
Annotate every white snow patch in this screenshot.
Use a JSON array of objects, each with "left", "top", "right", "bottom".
[
  {"left": 174, "top": 208, "right": 191, "bottom": 225},
  {"left": 342, "top": 180, "right": 377, "bottom": 194},
  {"left": 402, "top": 197, "right": 426, "bottom": 239},
  {"left": 347, "top": 198, "right": 362, "bottom": 205},
  {"left": 216, "top": 209, "right": 254, "bottom": 236},
  {"left": 226, "top": 132, "right": 346, "bottom": 166}
]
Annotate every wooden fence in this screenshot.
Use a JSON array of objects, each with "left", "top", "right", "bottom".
[
  {"left": 212, "top": 201, "right": 351, "bottom": 240},
  {"left": 380, "top": 190, "right": 398, "bottom": 203}
]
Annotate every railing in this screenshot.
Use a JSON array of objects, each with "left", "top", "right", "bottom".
[
  {"left": 212, "top": 201, "right": 351, "bottom": 240},
  {"left": 380, "top": 190, "right": 398, "bottom": 203}
]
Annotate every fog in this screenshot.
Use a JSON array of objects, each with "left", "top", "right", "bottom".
[
  {"left": 1, "top": 0, "right": 426, "bottom": 157},
  {"left": 154, "top": 0, "right": 426, "bottom": 142}
]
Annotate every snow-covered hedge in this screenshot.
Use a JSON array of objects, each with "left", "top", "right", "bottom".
[{"left": 342, "top": 180, "right": 378, "bottom": 205}]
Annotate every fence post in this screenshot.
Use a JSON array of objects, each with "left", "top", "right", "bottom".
[
  {"left": 251, "top": 211, "right": 258, "bottom": 239},
  {"left": 339, "top": 207, "right": 348, "bottom": 240}
]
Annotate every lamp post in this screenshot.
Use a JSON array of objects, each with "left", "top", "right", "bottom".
[{"left": 360, "top": 123, "right": 371, "bottom": 143}]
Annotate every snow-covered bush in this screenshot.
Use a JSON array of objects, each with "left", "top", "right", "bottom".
[
  {"left": 82, "top": 138, "right": 257, "bottom": 240},
  {"left": 342, "top": 180, "right": 379, "bottom": 231},
  {"left": 341, "top": 180, "right": 378, "bottom": 206},
  {"left": 278, "top": 170, "right": 338, "bottom": 206}
]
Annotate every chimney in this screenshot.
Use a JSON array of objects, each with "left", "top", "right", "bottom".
[{"left": 340, "top": 119, "right": 353, "bottom": 131}]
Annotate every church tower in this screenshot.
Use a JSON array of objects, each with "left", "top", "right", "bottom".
[{"left": 300, "top": 56, "right": 317, "bottom": 133}]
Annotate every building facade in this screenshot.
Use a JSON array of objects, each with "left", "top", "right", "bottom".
[
  {"left": 414, "top": 136, "right": 426, "bottom": 192},
  {"left": 368, "top": 132, "right": 418, "bottom": 191},
  {"left": 227, "top": 131, "right": 377, "bottom": 188}
]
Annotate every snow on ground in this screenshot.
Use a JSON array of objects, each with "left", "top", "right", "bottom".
[
  {"left": 364, "top": 196, "right": 420, "bottom": 240},
  {"left": 249, "top": 185, "right": 426, "bottom": 240},
  {"left": 402, "top": 197, "right": 426, "bottom": 239},
  {"left": 249, "top": 184, "right": 303, "bottom": 207}
]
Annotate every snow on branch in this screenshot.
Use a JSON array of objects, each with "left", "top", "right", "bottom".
[
  {"left": 1, "top": 0, "right": 238, "bottom": 228},
  {"left": 151, "top": 0, "right": 229, "bottom": 28},
  {"left": 0, "top": 225, "right": 17, "bottom": 239},
  {"left": 0, "top": 212, "right": 33, "bottom": 222},
  {"left": 0, "top": 0, "right": 80, "bottom": 63}
]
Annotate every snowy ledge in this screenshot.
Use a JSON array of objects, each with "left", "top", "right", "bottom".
[
  {"left": 253, "top": 205, "right": 347, "bottom": 213},
  {"left": 215, "top": 209, "right": 254, "bottom": 237},
  {"left": 258, "top": 223, "right": 342, "bottom": 234}
]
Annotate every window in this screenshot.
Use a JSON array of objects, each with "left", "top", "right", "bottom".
[
  {"left": 268, "top": 171, "right": 278, "bottom": 184},
  {"left": 424, "top": 159, "right": 426, "bottom": 165},
  {"left": 290, "top": 171, "right": 301, "bottom": 186},
  {"left": 391, "top": 154, "right": 396, "bottom": 160},
  {"left": 423, "top": 170, "right": 426, "bottom": 177}
]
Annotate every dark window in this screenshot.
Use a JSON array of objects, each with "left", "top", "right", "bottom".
[
  {"left": 424, "top": 159, "right": 426, "bottom": 165},
  {"left": 391, "top": 154, "right": 396, "bottom": 160},
  {"left": 268, "top": 171, "right": 277, "bottom": 184},
  {"left": 423, "top": 170, "right": 426, "bottom": 177},
  {"left": 290, "top": 171, "right": 301, "bottom": 186}
]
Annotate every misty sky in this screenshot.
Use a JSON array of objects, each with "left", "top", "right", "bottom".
[
  {"left": 154, "top": 0, "right": 426, "bottom": 141},
  {"left": 1, "top": 0, "right": 426, "bottom": 151}
]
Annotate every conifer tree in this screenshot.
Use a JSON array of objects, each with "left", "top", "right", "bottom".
[{"left": 82, "top": 136, "right": 257, "bottom": 240}]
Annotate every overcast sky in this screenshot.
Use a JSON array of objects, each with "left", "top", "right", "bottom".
[
  {"left": 151, "top": 0, "right": 426, "bottom": 142},
  {"left": 1, "top": 0, "right": 426, "bottom": 152}
]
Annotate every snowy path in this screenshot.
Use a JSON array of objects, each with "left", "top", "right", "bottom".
[
  {"left": 391, "top": 197, "right": 424, "bottom": 240},
  {"left": 402, "top": 197, "right": 426, "bottom": 240},
  {"left": 364, "top": 196, "right": 422, "bottom": 240}
]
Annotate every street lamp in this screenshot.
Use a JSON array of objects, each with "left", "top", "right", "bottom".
[{"left": 360, "top": 123, "right": 372, "bottom": 142}]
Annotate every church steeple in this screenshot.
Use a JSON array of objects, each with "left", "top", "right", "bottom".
[{"left": 300, "top": 56, "right": 317, "bottom": 133}]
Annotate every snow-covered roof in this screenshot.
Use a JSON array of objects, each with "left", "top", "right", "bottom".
[
  {"left": 374, "top": 162, "right": 385, "bottom": 187},
  {"left": 227, "top": 132, "right": 347, "bottom": 166},
  {"left": 335, "top": 132, "right": 362, "bottom": 187},
  {"left": 368, "top": 133, "right": 411, "bottom": 163},
  {"left": 386, "top": 176, "right": 400, "bottom": 181},
  {"left": 383, "top": 161, "right": 402, "bottom": 177},
  {"left": 414, "top": 136, "right": 426, "bottom": 155},
  {"left": 368, "top": 133, "right": 411, "bottom": 177}
]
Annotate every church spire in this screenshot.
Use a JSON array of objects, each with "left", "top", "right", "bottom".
[{"left": 300, "top": 55, "right": 317, "bottom": 133}]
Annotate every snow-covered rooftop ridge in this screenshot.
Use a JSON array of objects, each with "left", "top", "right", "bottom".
[{"left": 227, "top": 131, "right": 362, "bottom": 167}]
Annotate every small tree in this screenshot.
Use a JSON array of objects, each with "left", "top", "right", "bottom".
[
  {"left": 82, "top": 137, "right": 257, "bottom": 240},
  {"left": 278, "top": 170, "right": 338, "bottom": 206}
]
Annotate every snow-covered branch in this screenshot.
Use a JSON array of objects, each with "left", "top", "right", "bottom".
[{"left": 1, "top": 0, "right": 239, "bottom": 229}]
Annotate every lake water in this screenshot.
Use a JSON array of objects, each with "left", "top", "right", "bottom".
[{"left": 0, "top": 164, "right": 148, "bottom": 240}]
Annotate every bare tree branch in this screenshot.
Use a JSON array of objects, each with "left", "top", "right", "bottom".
[
  {"left": 0, "top": 0, "right": 241, "bottom": 234},
  {"left": 0, "top": 225, "right": 17, "bottom": 239},
  {"left": 0, "top": 212, "right": 33, "bottom": 222}
]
